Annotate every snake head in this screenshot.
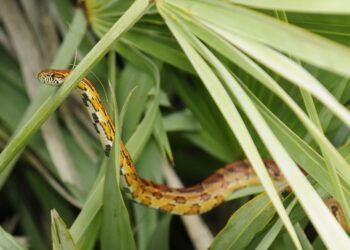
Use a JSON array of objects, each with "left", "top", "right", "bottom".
[{"left": 37, "top": 69, "right": 67, "bottom": 86}]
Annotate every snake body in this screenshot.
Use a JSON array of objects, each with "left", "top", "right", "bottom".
[{"left": 37, "top": 69, "right": 348, "bottom": 230}]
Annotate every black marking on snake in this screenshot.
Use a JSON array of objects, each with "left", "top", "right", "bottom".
[
  {"left": 104, "top": 144, "right": 112, "bottom": 156},
  {"left": 93, "top": 123, "right": 100, "bottom": 134},
  {"left": 122, "top": 187, "right": 131, "bottom": 194},
  {"left": 91, "top": 112, "right": 99, "bottom": 123},
  {"left": 82, "top": 93, "right": 90, "bottom": 107}
]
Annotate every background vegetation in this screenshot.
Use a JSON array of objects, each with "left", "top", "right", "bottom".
[{"left": 0, "top": 0, "right": 349, "bottom": 249}]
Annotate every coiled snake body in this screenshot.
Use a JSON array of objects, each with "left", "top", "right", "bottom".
[{"left": 37, "top": 69, "right": 349, "bottom": 231}]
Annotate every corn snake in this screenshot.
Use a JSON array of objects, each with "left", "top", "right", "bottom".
[{"left": 37, "top": 69, "right": 349, "bottom": 232}]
